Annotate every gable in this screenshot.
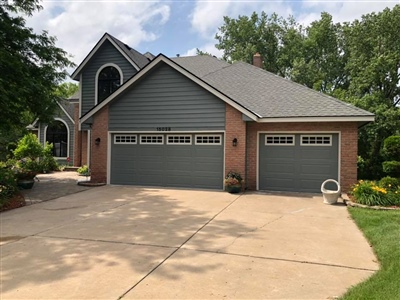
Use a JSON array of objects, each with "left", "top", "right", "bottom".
[{"left": 108, "top": 62, "right": 226, "bottom": 131}]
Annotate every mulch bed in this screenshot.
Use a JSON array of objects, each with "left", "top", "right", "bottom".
[
  {"left": 0, "top": 193, "right": 26, "bottom": 212},
  {"left": 77, "top": 181, "right": 106, "bottom": 187}
]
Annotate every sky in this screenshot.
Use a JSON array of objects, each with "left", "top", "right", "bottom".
[{"left": 24, "top": 0, "right": 399, "bottom": 78}]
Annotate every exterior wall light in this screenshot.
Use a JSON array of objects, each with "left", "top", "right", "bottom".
[
  {"left": 232, "top": 138, "right": 238, "bottom": 147},
  {"left": 95, "top": 137, "right": 101, "bottom": 145}
]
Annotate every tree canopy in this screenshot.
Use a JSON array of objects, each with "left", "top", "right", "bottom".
[
  {"left": 0, "top": 0, "right": 74, "bottom": 132},
  {"left": 214, "top": 6, "right": 400, "bottom": 179}
]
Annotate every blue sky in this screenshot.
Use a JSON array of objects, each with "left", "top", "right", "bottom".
[{"left": 26, "top": 0, "right": 398, "bottom": 78}]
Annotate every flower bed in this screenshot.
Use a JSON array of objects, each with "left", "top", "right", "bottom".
[{"left": 351, "top": 177, "right": 400, "bottom": 207}]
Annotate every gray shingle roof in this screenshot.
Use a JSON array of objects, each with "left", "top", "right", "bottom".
[
  {"left": 108, "top": 34, "right": 150, "bottom": 69},
  {"left": 58, "top": 100, "right": 75, "bottom": 120},
  {"left": 172, "top": 55, "right": 373, "bottom": 118}
]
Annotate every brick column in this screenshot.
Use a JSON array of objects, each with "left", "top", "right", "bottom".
[
  {"left": 73, "top": 103, "right": 82, "bottom": 167},
  {"left": 90, "top": 106, "right": 108, "bottom": 183}
]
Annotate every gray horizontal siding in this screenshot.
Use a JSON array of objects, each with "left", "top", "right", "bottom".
[
  {"left": 81, "top": 40, "right": 137, "bottom": 116},
  {"left": 109, "top": 63, "right": 226, "bottom": 131}
]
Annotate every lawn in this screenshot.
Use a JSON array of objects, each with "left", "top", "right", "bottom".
[{"left": 340, "top": 207, "right": 400, "bottom": 300}]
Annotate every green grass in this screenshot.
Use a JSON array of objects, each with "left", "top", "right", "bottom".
[{"left": 340, "top": 208, "right": 400, "bottom": 300}]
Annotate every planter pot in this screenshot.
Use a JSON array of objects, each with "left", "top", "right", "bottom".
[
  {"left": 17, "top": 180, "right": 35, "bottom": 189},
  {"left": 225, "top": 184, "right": 242, "bottom": 194}
]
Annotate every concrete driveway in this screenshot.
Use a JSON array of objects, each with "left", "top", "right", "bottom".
[{"left": 0, "top": 186, "right": 378, "bottom": 299}]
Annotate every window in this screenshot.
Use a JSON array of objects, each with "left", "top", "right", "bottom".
[
  {"left": 140, "top": 135, "right": 164, "bottom": 144},
  {"left": 46, "top": 121, "right": 68, "bottom": 157},
  {"left": 97, "top": 66, "right": 121, "bottom": 103},
  {"left": 114, "top": 135, "right": 137, "bottom": 144},
  {"left": 301, "top": 135, "right": 332, "bottom": 146},
  {"left": 195, "top": 135, "right": 222, "bottom": 145},
  {"left": 167, "top": 135, "right": 192, "bottom": 144},
  {"left": 265, "top": 135, "right": 295, "bottom": 145}
]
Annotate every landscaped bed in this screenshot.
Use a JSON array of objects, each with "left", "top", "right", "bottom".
[{"left": 340, "top": 208, "right": 400, "bottom": 299}]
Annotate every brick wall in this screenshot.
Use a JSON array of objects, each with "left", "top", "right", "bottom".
[
  {"left": 90, "top": 106, "right": 109, "bottom": 183},
  {"left": 81, "top": 131, "right": 88, "bottom": 166},
  {"left": 225, "top": 104, "right": 247, "bottom": 185},
  {"left": 246, "top": 121, "right": 359, "bottom": 192}
]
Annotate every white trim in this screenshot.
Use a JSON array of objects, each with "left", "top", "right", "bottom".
[
  {"left": 57, "top": 101, "right": 75, "bottom": 124},
  {"left": 265, "top": 135, "right": 295, "bottom": 146},
  {"left": 43, "top": 118, "right": 70, "bottom": 159},
  {"left": 87, "top": 130, "right": 91, "bottom": 168},
  {"left": 71, "top": 34, "right": 140, "bottom": 80},
  {"left": 80, "top": 55, "right": 259, "bottom": 125},
  {"left": 166, "top": 134, "right": 192, "bottom": 145},
  {"left": 257, "top": 116, "right": 374, "bottom": 123},
  {"left": 139, "top": 135, "right": 164, "bottom": 145},
  {"left": 95, "top": 63, "right": 124, "bottom": 105},
  {"left": 195, "top": 134, "right": 222, "bottom": 145},
  {"left": 38, "top": 123, "right": 41, "bottom": 143},
  {"left": 256, "top": 131, "right": 341, "bottom": 191},
  {"left": 300, "top": 134, "right": 332, "bottom": 146},
  {"left": 114, "top": 134, "right": 137, "bottom": 144},
  {"left": 108, "top": 130, "right": 225, "bottom": 134}
]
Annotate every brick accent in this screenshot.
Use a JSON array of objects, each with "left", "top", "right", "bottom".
[
  {"left": 73, "top": 103, "right": 82, "bottom": 167},
  {"left": 90, "top": 106, "right": 109, "bottom": 183},
  {"left": 225, "top": 104, "right": 246, "bottom": 186},
  {"left": 81, "top": 132, "right": 88, "bottom": 166},
  {"left": 246, "top": 122, "right": 358, "bottom": 193}
]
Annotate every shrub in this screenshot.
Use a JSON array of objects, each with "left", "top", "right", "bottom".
[
  {"left": 352, "top": 179, "right": 400, "bottom": 207},
  {"left": 13, "top": 133, "right": 43, "bottom": 160},
  {"left": 382, "top": 161, "right": 400, "bottom": 177},
  {"left": 382, "top": 136, "right": 400, "bottom": 159},
  {"left": 39, "top": 142, "right": 58, "bottom": 172},
  {"left": 379, "top": 176, "right": 399, "bottom": 192},
  {"left": 0, "top": 165, "right": 18, "bottom": 207},
  {"left": 77, "top": 165, "right": 90, "bottom": 175}
]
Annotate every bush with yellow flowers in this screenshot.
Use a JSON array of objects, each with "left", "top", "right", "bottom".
[{"left": 352, "top": 177, "right": 400, "bottom": 207}]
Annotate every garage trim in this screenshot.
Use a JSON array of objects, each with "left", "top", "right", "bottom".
[
  {"left": 256, "top": 131, "right": 341, "bottom": 191},
  {"left": 107, "top": 131, "right": 226, "bottom": 187}
]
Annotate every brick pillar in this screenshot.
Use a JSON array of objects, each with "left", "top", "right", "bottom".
[
  {"left": 90, "top": 106, "right": 108, "bottom": 183},
  {"left": 225, "top": 104, "right": 247, "bottom": 186},
  {"left": 73, "top": 103, "right": 82, "bottom": 167},
  {"left": 340, "top": 122, "right": 358, "bottom": 192}
]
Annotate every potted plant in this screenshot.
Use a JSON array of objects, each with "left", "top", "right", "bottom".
[
  {"left": 13, "top": 158, "right": 38, "bottom": 189},
  {"left": 225, "top": 171, "right": 244, "bottom": 193}
]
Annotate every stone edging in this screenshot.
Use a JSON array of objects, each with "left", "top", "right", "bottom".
[
  {"left": 77, "top": 181, "right": 106, "bottom": 187},
  {"left": 342, "top": 194, "right": 400, "bottom": 210}
]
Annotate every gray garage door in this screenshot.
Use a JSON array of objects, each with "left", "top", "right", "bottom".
[
  {"left": 259, "top": 133, "right": 339, "bottom": 193},
  {"left": 110, "top": 133, "right": 224, "bottom": 189}
]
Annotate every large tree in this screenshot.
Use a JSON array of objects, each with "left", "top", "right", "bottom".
[
  {"left": 0, "top": 0, "right": 74, "bottom": 132},
  {"left": 214, "top": 6, "right": 400, "bottom": 179}
]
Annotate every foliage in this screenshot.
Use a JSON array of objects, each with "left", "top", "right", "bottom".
[
  {"left": 77, "top": 165, "right": 90, "bottom": 175},
  {"left": 382, "top": 161, "right": 400, "bottom": 177},
  {"left": 225, "top": 171, "right": 243, "bottom": 186},
  {"left": 54, "top": 82, "right": 79, "bottom": 99},
  {"left": 342, "top": 208, "right": 400, "bottom": 299},
  {"left": 13, "top": 133, "right": 43, "bottom": 160},
  {"left": 0, "top": 0, "right": 75, "bottom": 132},
  {"left": 0, "top": 163, "right": 18, "bottom": 205},
  {"left": 351, "top": 179, "right": 399, "bottom": 206},
  {"left": 215, "top": 6, "right": 400, "bottom": 179},
  {"left": 40, "top": 142, "right": 58, "bottom": 173},
  {"left": 382, "top": 136, "right": 400, "bottom": 159}
]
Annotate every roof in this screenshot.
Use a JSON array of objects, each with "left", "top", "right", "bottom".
[
  {"left": 58, "top": 100, "right": 75, "bottom": 123},
  {"left": 81, "top": 54, "right": 374, "bottom": 125},
  {"left": 172, "top": 55, "right": 374, "bottom": 119},
  {"left": 71, "top": 33, "right": 149, "bottom": 80}
]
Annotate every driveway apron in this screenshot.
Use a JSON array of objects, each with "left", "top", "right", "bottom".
[{"left": 0, "top": 187, "right": 378, "bottom": 299}]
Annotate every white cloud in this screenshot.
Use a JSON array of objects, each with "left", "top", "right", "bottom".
[
  {"left": 183, "top": 43, "right": 223, "bottom": 57},
  {"left": 25, "top": 1, "right": 171, "bottom": 75}
]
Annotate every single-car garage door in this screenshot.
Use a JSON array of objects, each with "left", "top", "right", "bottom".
[
  {"left": 259, "top": 133, "right": 339, "bottom": 193},
  {"left": 110, "top": 133, "right": 224, "bottom": 189}
]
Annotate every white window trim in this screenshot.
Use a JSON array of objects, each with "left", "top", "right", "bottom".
[
  {"left": 166, "top": 134, "right": 192, "bottom": 145},
  {"left": 43, "top": 118, "right": 70, "bottom": 159},
  {"left": 265, "top": 135, "right": 295, "bottom": 146},
  {"left": 195, "top": 134, "right": 223, "bottom": 145},
  {"left": 140, "top": 135, "right": 164, "bottom": 145},
  {"left": 95, "top": 63, "right": 123, "bottom": 105},
  {"left": 300, "top": 134, "right": 332, "bottom": 146},
  {"left": 114, "top": 135, "right": 137, "bottom": 144}
]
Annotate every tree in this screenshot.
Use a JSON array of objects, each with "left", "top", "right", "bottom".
[
  {"left": 0, "top": 0, "right": 74, "bottom": 132},
  {"left": 54, "top": 82, "right": 79, "bottom": 99}
]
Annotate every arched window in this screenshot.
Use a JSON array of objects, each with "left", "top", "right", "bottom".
[
  {"left": 97, "top": 66, "right": 121, "bottom": 103},
  {"left": 46, "top": 121, "right": 68, "bottom": 157}
]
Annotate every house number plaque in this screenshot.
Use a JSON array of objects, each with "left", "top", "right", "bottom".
[{"left": 156, "top": 127, "right": 171, "bottom": 131}]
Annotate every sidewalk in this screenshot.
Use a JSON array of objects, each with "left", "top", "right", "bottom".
[{"left": 22, "top": 171, "right": 93, "bottom": 205}]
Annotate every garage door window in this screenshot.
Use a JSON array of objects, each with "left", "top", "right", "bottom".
[
  {"left": 265, "top": 135, "right": 294, "bottom": 145},
  {"left": 167, "top": 135, "right": 192, "bottom": 144},
  {"left": 301, "top": 135, "right": 332, "bottom": 146},
  {"left": 195, "top": 135, "right": 222, "bottom": 145},
  {"left": 140, "top": 135, "right": 164, "bottom": 144},
  {"left": 114, "top": 135, "right": 137, "bottom": 144}
]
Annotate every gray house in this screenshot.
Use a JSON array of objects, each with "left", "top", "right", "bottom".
[{"left": 69, "top": 33, "right": 374, "bottom": 193}]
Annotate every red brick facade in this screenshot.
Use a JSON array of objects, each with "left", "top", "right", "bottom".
[
  {"left": 90, "top": 106, "right": 108, "bottom": 183},
  {"left": 73, "top": 103, "right": 82, "bottom": 167}
]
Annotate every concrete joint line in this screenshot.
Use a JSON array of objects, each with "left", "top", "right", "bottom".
[
  {"left": 117, "top": 193, "right": 245, "bottom": 299},
  {"left": 189, "top": 248, "right": 377, "bottom": 272}
]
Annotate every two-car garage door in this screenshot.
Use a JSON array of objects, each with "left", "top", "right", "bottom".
[
  {"left": 259, "top": 133, "right": 339, "bottom": 193},
  {"left": 110, "top": 133, "right": 224, "bottom": 189}
]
